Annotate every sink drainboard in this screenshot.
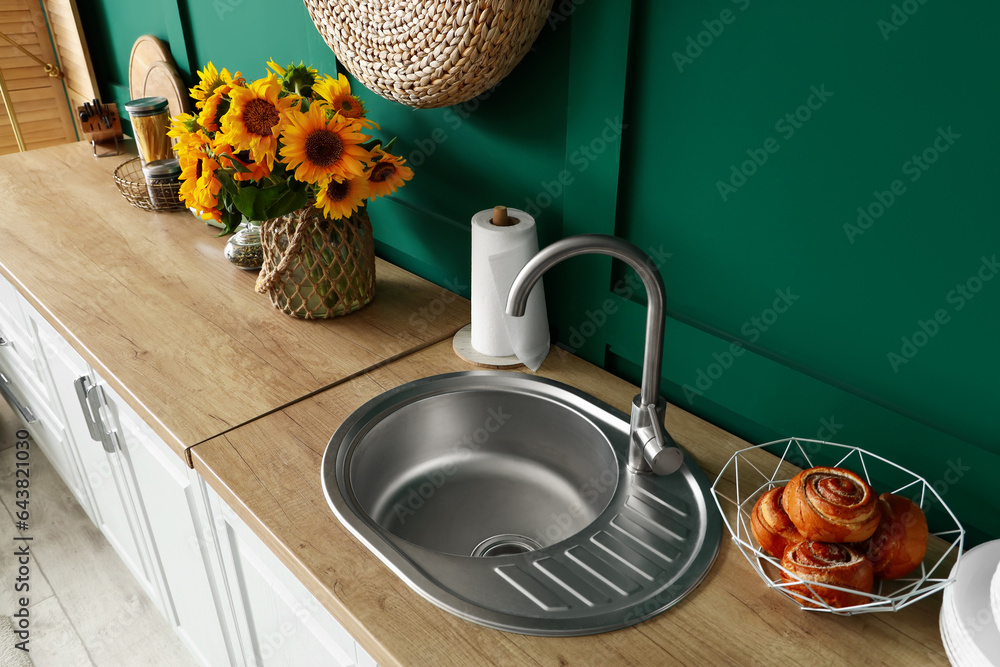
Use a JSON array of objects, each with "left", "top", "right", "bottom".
[{"left": 322, "top": 371, "right": 721, "bottom": 636}]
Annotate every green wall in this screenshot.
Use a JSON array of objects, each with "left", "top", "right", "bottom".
[{"left": 77, "top": 0, "right": 997, "bottom": 544}]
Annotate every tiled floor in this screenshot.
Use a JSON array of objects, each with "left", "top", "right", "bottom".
[{"left": 0, "top": 400, "right": 196, "bottom": 666}]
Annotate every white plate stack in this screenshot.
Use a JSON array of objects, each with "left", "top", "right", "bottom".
[{"left": 940, "top": 540, "right": 1000, "bottom": 666}]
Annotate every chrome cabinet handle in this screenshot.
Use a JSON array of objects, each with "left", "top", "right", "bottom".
[
  {"left": 86, "top": 382, "right": 120, "bottom": 454},
  {"left": 0, "top": 371, "right": 38, "bottom": 424},
  {"left": 74, "top": 375, "right": 104, "bottom": 441}
]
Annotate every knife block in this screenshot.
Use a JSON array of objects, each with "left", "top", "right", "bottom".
[{"left": 78, "top": 102, "right": 124, "bottom": 157}]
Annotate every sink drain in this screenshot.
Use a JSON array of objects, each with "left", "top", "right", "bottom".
[{"left": 471, "top": 534, "right": 542, "bottom": 558}]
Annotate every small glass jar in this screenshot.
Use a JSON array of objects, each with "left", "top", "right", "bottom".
[
  {"left": 225, "top": 220, "right": 264, "bottom": 270},
  {"left": 124, "top": 96, "right": 171, "bottom": 165},
  {"left": 141, "top": 158, "right": 181, "bottom": 209}
]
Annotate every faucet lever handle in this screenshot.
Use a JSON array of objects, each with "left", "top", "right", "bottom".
[{"left": 629, "top": 397, "right": 685, "bottom": 476}]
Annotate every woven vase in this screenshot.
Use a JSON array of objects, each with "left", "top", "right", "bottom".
[
  {"left": 255, "top": 206, "right": 375, "bottom": 319},
  {"left": 303, "top": 0, "right": 555, "bottom": 108}
]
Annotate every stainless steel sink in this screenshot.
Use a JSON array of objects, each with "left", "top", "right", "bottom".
[{"left": 322, "top": 371, "right": 721, "bottom": 636}]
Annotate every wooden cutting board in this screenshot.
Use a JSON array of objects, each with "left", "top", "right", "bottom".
[
  {"left": 143, "top": 60, "right": 190, "bottom": 118},
  {"left": 128, "top": 34, "right": 171, "bottom": 100}
]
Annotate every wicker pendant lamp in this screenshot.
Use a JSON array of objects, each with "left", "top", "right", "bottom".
[{"left": 304, "top": 0, "right": 555, "bottom": 108}]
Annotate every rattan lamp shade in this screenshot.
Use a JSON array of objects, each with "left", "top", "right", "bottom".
[{"left": 304, "top": 0, "right": 554, "bottom": 108}]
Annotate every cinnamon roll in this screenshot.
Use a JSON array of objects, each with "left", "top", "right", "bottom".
[
  {"left": 865, "top": 493, "right": 928, "bottom": 580},
  {"left": 783, "top": 466, "right": 880, "bottom": 542},
  {"left": 781, "top": 541, "right": 875, "bottom": 608},
  {"left": 751, "top": 486, "right": 803, "bottom": 558}
]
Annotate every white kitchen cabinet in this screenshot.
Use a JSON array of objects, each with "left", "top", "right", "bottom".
[
  {"left": 0, "top": 271, "right": 379, "bottom": 667},
  {"left": 204, "top": 483, "right": 377, "bottom": 667},
  {"left": 115, "top": 397, "right": 236, "bottom": 667}
]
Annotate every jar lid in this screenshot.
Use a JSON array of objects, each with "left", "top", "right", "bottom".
[
  {"left": 142, "top": 158, "right": 181, "bottom": 179},
  {"left": 124, "top": 96, "right": 169, "bottom": 116}
]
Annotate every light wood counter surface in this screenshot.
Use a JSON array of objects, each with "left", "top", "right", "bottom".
[
  {"left": 0, "top": 142, "right": 469, "bottom": 463},
  {"left": 192, "top": 341, "right": 949, "bottom": 666}
]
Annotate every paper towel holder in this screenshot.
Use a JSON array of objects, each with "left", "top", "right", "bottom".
[
  {"left": 452, "top": 324, "right": 524, "bottom": 369},
  {"left": 490, "top": 205, "right": 520, "bottom": 227},
  {"left": 453, "top": 204, "right": 528, "bottom": 369}
]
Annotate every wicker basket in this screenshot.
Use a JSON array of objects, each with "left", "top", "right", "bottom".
[
  {"left": 304, "top": 0, "right": 555, "bottom": 108},
  {"left": 255, "top": 205, "right": 375, "bottom": 319},
  {"left": 113, "top": 157, "right": 186, "bottom": 212}
]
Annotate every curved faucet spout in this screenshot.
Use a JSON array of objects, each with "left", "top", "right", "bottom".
[
  {"left": 505, "top": 234, "right": 665, "bottom": 406},
  {"left": 506, "top": 234, "right": 682, "bottom": 476}
]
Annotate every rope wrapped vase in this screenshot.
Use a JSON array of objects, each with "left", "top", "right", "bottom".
[
  {"left": 255, "top": 205, "right": 375, "bottom": 319},
  {"left": 303, "top": 0, "right": 555, "bottom": 108}
]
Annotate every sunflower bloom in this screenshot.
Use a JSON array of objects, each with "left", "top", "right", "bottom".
[
  {"left": 314, "top": 73, "right": 367, "bottom": 121},
  {"left": 190, "top": 62, "right": 242, "bottom": 109},
  {"left": 279, "top": 102, "right": 372, "bottom": 184},
  {"left": 214, "top": 142, "right": 271, "bottom": 182},
  {"left": 219, "top": 74, "right": 293, "bottom": 170},
  {"left": 177, "top": 135, "right": 222, "bottom": 220},
  {"left": 197, "top": 90, "right": 227, "bottom": 132},
  {"left": 366, "top": 152, "right": 414, "bottom": 199},
  {"left": 316, "top": 177, "right": 369, "bottom": 220}
]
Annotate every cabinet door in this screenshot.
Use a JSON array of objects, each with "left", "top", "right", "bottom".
[
  {"left": 72, "top": 373, "right": 163, "bottom": 610},
  {"left": 204, "top": 483, "right": 373, "bottom": 667},
  {"left": 121, "top": 406, "right": 235, "bottom": 667},
  {"left": 24, "top": 307, "right": 95, "bottom": 518}
]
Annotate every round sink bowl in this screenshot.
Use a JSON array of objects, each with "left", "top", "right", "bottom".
[
  {"left": 322, "top": 371, "right": 721, "bottom": 636},
  {"left": 349, "top": 389, "right": 618, "bottom": 557}
]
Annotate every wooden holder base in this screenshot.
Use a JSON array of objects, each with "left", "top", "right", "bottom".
[{"left": 451, "top": 324, "right": 524, "bottom": 369}]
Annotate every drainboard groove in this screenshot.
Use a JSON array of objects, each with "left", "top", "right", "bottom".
[
  {"left": 609, "top": 514, "right": 681, "bottom": 563},
  {"left": 564, "top": 546, "right": 639, "bottom": 596},
  {"left": 625, "top": 494, "right": 693, "bottom": 541},
  {"left": 631, "top": 482, "right": 691, "bottom": 517},
  {"left": 590, "top": 531, "right": 660, "bottom": 581},
  {"left": 533, "top": 557, "right": 611, "bottom": 607},
  {"left": 494, "top": 564, "right": 571, "bottom": 612}
]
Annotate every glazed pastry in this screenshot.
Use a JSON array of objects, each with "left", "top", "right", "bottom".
[
  {"left": 781, "top": 541, "right": 875, "bottom": 609},
  {"left": 783, "top": 467, "right": 880, "bottom": 542},
  {"left": 751, "top": 486, "right": 803, "bottom": 558},
  {"left": 866, "top": 493, "right": 928, "bottom": 579}
]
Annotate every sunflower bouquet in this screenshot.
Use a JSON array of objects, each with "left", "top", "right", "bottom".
[{"left": 169, "top": 60, "right": 412, "bottom": 234}]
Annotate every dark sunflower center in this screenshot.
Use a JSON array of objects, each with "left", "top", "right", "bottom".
[
  {"left": 304, "top": 130, "right": 343, "bottom": 167},
  {"left": 369, "top": 161, "right": 395, "bottom": 183},
  {"left": 195, "top": 159, "right": 204, "bottom": 179},
  {"left": 325, "top": 179, "right": 350, "bottom": 202},
  {"left": 243, "top": 98, "right": 280, "bottom": 136}
]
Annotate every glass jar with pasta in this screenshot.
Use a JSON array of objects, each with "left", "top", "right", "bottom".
[{"left": 124, "top": 97, "right": 172, "bottom": 165}]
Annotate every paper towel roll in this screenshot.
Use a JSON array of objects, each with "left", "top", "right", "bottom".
[{"left": 471, "top": 208, "right": 549, "bottom": 368}]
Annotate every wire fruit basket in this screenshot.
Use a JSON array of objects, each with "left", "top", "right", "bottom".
[
  {"left": 711, "top": 438, "right": 964, "bottom": 614},
  {"left": 113, "top": 157, "right": 185, "bottom": 212}
]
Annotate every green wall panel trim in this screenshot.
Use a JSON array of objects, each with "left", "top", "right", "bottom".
[
  {"left": 552, "top": 0, "right": 634, "bottom": 367},
  {"left": 616, "top": 0, "right": 999, "bottom": 454},
  {"left": 602, "top": 297, "right": 999, "bottom": 544}
]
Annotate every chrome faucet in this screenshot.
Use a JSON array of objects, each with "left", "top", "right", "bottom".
[{"left": 505, "top": 234, "right": 685, "bottom": 476}]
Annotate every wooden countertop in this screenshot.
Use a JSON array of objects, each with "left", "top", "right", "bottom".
[
  {"left": 0, "top": 142, "right": 468, "bottom": 464},
  {"left": 192, "top": 341, "right": 949, "bottom": 666}
]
